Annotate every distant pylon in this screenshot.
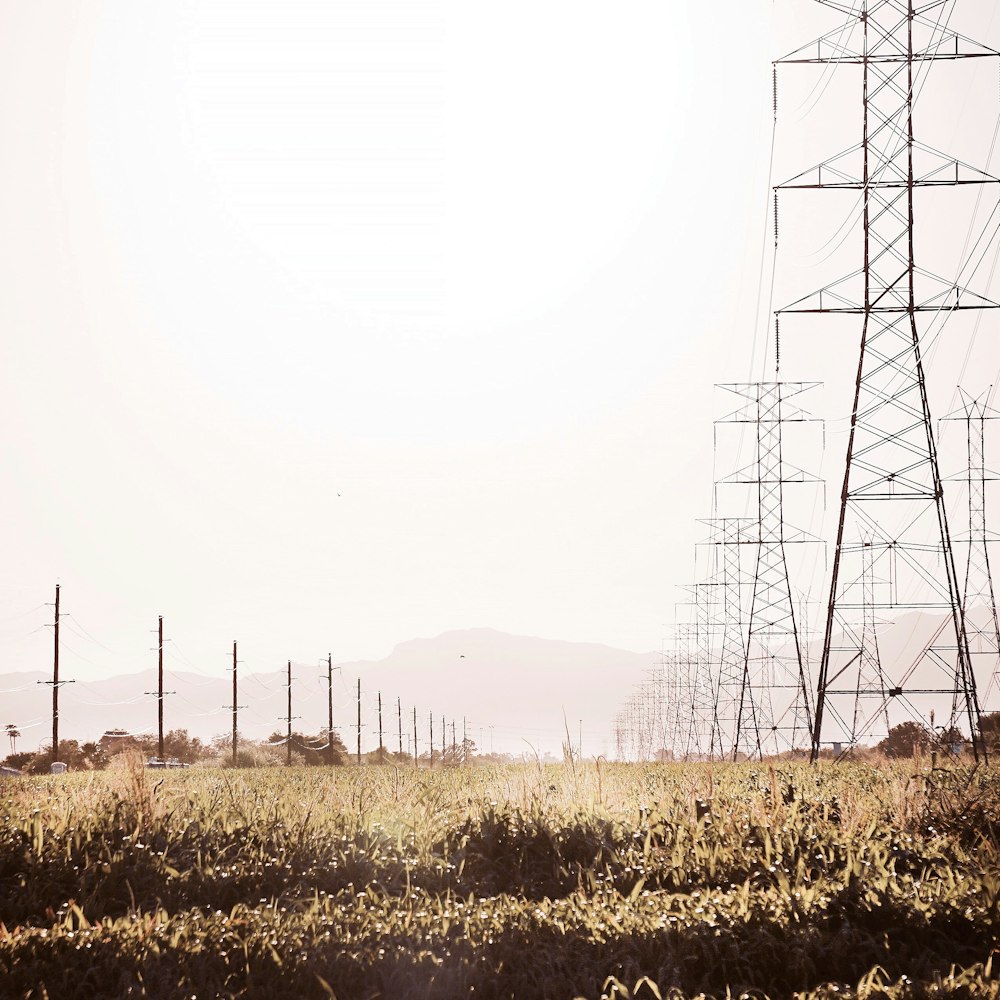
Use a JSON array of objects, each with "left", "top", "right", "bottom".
[
  {"left": 650, "top": 653, "right": 672, "bottom": 760},
  {"left": 650, "top": 659, "right": 669, "bottom": 759},
  {"left": 942, "top": 391, "right": 1000, "bottom": 712},
  {"left": 853, "top": 536, "right": 890, "bottom": 745},
  {"left": 699, "top": 517, "right": 753, "bottom": 758},
  {"left": 637, "top": 662, "right": 663, "bottom": 761},
  {"left": 612, "top": 706, "right": 626, "bottom": 760},
  {"left": 775, "top": 2, "right": 999, "bottom": 759},
  {"left": 672, "top": 588, "right": 716, "bottom": 760},
  {"left": 690, "top": 583, "right": 718, "bottom": 759},
  {"left": 716, "top": 382, "right": 820, "bottom": 759},
  {"left": 665, "top": 621, "right": 693, "bottom": 759}
]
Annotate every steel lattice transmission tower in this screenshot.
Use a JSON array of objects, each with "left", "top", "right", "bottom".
[
  {"left": 613, "top": 659, "right": 671, "bottom": 761},
  {"left": 656, "top": 627, "right": 684, "bottom": 760},
  {"left": 667, "top": 626, "right": 692, "bottom": 759},
  {"left": 670, "top": 590, "right": 716, "bottom": 760},
  {"left": 690, "top": 582, "right": 720, "bottom": 759},
  {"left": 700, "top": 517, "right": 754, "bottom": 759},
  {"left": 645, "top": 660, "right": 669, "bottom": 760},
  {"left": 942, "top": 391, "right": 1000, "bottom": 712},
  {"left": 775, "top": 0, "right": 1000, "bottom": 759},
  {"left": 854, "top": 534, "right": 891, "bottom": 741},
  {"left": 717, "top": 382, "right": 820, "bottom": 758}
]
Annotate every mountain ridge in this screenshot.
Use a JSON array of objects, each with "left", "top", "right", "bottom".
[{"left": 1, "top": 629, "right": 658, "bottom": 757}]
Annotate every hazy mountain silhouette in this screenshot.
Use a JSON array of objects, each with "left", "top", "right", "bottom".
[
  {"left": 7, "top": 616, "right": 990, "bottom": 760},
  {"left": 0, "top": 629, "right": 657, "bottom": 757}
]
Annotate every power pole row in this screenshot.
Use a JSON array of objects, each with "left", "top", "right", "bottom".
[{"left": 33, "top": 591, "right": 479, "bottom": 770}]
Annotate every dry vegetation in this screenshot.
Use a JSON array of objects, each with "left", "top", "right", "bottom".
[{"left": 0, "top": 756, "right": 998, "bottom": 999}]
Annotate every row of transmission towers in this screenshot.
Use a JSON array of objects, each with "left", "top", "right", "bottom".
[{"left": 615, "top": 0, "right": 1000, "bottom": 761}]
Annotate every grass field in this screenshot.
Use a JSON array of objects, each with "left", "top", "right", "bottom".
[{"left": 0, "top": 757, "right": 998, "bottom": 999}]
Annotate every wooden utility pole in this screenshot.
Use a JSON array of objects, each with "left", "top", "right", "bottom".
[
  {"left": 223, "top": 641, "right": 244, "bottom": 767},
  {"left": 397, "top": 697, "right": 403, "bottom": 755},
  {"left": 39, "top": 584, "right": 75, "bottom": 768},
  {"left": 286, "top": 660, "right": 293, "bottom": 767},
  {"left": 412, "top": 706, "right": 418, "bottom": 769},
  {"left": 450, "top": 719, "right": 456, "bottom": 761},
  {"left": 158, "top": 616, "right": 165, "bottom": 761},
  {"left": 51, "top": 585, "right": 60, "bottom": 764},
  {"left": 429, "top": 712, "right": 434, "bottom": 769},
  {"left": 356, "top": 678, "right": 361, "bottom": 765},
  {"left": 327, "top": 654, "right": 334, "bottom": 766},
  {"left": 144, "top": 617, "right": 172, "bottom": 760},
  {"left": 378, "top": 692, "right": 384, "bottom": 754},
  {"left": 441, "top": 714, "right": 445, "bottom": 764},
  {"left": 232, "top": 641, "right": 238, "bottom": 766}
]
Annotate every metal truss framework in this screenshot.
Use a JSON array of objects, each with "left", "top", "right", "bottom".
[
  {"left": 716, "top": 382, "right": 820, "bottom": 759},
  {"left": 776, "top": 0, "right": 1000, "bottom": 759},
  {"left": 670, "top": 588, "right": 717, "bottom": 760},
  {"left": 700, "top": 517, "right": 754, "bottom": 759},
  {"left": 648, "top": 659, "right": 670, "bottom": 759},
  {"left": 612, "top": 660, "right": 670, "bottom": 762},
  {"left": 942, "top": 392, "right": 1000, "bottom": 711},
  {"left": 853, "top": 533, "right": 891, "bottom": 742},
  {"left": 667, "top": 623, "right": 695, "bottom": 760}
]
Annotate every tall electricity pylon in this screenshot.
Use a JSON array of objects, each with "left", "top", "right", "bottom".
[
  {"left": 658, "top": 633, "right": 686, "bottom": 759},
  {"left": 853, "top": 535, "right": 891, "bottom": 745},
  {"left": 636, "top": 661, "right": 669, "bottom": 760},
  {"left": 776, "top": 1, "right": 999, "bottom": 759},
  {"left": 716, "top": 382, "right": 820, "bottom": 758},
  {"left": 669, "top": 595, "right": 715, "bottom": 760},
  {"left": 943, "top": 391, "right": 1000, "bottom": 712},
  {"left": 690, "top": 583, "right": 719, "bottom": 759},
  {"left": 699, "top": 517, "right": 753, "bottom": 758}
]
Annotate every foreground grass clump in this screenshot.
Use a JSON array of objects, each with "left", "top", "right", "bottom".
[{"left": 0, "top": 759, "right": 997, "bottom": 999}]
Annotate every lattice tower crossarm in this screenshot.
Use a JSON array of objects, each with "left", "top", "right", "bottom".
[{"left": 775, "top": 1, "right": 999, "bottom": 759}]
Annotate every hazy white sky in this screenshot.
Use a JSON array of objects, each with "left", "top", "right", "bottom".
[{"left": 1, "top": 0, "right": 999, "bottom": 693}]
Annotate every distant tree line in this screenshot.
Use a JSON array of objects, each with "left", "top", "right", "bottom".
[
  {"left": 11, "top": 716, "right": 995, "bottom": 771},
  {"left": 0, "top": 726, "right": 526, "bottom": 772},
  {"left": 874, "top": 711, "right": 1000, "bottom": 759}
]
